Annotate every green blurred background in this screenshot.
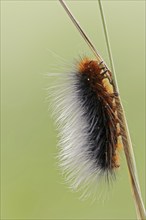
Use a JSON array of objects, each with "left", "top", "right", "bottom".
[{"left": 1, "top": 0, "right": 145, "bottom": 219}]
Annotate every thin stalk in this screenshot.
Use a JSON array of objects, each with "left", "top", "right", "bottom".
[{"left": 98, "top": 1, "right": 146, "bottom": 219}]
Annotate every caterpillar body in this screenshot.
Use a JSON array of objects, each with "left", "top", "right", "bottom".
[{"left": 51, "top": 57, "right": 126, "bottom": 193}]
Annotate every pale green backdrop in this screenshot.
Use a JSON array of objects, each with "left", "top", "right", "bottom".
[{"left": 1, "top": 0, "right": 145, "bottom": 219}]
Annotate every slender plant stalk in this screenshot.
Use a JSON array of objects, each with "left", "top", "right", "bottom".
[
  {"left": 59, "top": 0, "right": 146, "bottom": 219},
  {"left": 99, "top": 1, "right": 146, "bottom": 219}
]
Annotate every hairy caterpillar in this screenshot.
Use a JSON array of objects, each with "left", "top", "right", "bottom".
[{"left": 51, "top": 56, "right": 126, "bottom": 193}]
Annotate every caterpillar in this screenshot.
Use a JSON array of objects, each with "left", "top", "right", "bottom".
[{"left": 51, "top": 57, "right": 126, "bottom": 193}]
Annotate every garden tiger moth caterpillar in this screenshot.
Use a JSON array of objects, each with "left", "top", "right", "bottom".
[{"left": 50, "top": 56, "right": 126, "bottom": 195}]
